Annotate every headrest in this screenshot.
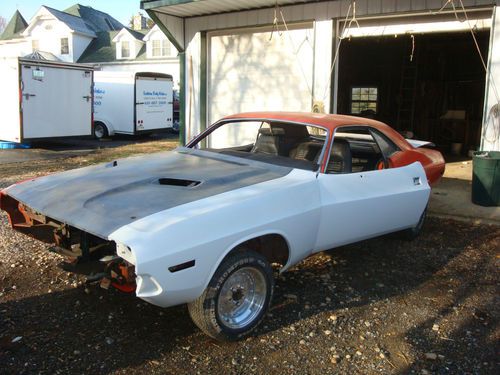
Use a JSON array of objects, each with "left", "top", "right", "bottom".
[{"left": 258, "top": 127, "right": 285, "bottom": 136}]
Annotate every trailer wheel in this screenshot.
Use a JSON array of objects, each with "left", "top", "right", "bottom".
[
  {"left": 188, "top": 250, "right": 274, "bottom": 341},
  {"left": 94, "top": 122, "right": 108, "bottom": 140}
]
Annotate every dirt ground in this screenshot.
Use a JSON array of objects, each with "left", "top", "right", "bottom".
[{"left": 0, "top": 140, "right": 499, "bottom": 374}]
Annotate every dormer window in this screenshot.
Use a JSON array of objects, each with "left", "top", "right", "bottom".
[
  {"left": 60, "top": 38, "right": 69, "bottom": 55},
  {"left": 152, "top": 39, "right": 170, "bottom": 57},
  {"left": 121, "top": 41, "right": 130, "bottom": 58}
]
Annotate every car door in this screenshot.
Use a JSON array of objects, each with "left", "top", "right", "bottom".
[{"left": 314, "top": 129, "right": 430, "bottom": 251}]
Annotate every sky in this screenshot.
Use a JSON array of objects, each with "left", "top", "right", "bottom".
[{"left": 0, "top": 0, "right": 144, "bottom": 26}]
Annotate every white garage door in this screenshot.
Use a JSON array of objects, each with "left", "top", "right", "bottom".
[{"left": 208, "top": 24, "right": 314, "bottom": 125}]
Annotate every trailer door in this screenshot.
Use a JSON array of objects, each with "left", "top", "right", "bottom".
[
  {"left": 135, "top": 75, "right": 173, "bottom": 132},
  {"left": 21, "top": 64, "right": 92, "bottom": 139}
]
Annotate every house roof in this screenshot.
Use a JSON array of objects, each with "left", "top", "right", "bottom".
[
  {"left": 63, "top": 4, "right": 123, "bottom": 32},
  {"left": 0, "top": 10, "right": 28, "bottom": 40},
  {"left": 37, "top": 6, "right": 96, "bottom": 37},
  {"left": 112, "top": 27, "right": 147, "bottom": 43},
  {"left": 23, "top": 50, "right": 61, "bottom": 61},
  {"left": 78, "top": 29, "right": 149, "bottom": 63}
]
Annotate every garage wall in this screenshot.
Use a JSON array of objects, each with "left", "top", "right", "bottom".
[
  {"left": 207, "top": 25, "right": 314, "bottom": 125},
  {"left": 482, "top": 6, "right": 500, "bottom": 151},
  {"left": 151, "top": 0, "right": 497, "bottom": 143}
]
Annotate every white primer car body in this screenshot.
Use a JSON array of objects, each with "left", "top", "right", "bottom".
[
  {"left": 1, "top": 112, "right": 442, "bottom": 340},
  {"left": 108, "top": 157, "right": 428, "bottom": 308}
]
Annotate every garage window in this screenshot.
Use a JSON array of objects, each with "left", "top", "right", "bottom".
[{"left": 351, "top": 87, "right": 378, "bottom": 114}]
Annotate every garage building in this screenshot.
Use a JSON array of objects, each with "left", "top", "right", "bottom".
[{"left": 141, "top": 0, "right": 500, "bottom": 153}]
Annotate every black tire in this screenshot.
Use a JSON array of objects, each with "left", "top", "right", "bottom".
[
  {"left": 93, "top": 122, "right": 108, "bottom": 140},
  {"left": 188, "top": 250, "right": 274, "bottom": 341},
  {"left": 401, "top": 207, "right": 427, "bottom": 241}
]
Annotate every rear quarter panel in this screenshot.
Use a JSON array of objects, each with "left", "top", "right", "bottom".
[{"left": 389, "top": 148, "right": 445, "bottom": 185}]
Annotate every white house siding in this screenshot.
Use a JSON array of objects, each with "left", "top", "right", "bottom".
[
  {"left": 151, "top": 0, "right": 497, "bottom": 146},
  {"left": 27, "top": 18, "right": 75, "bottom": 62},
  {"left": 72, "top": 34, "right": 93, "bottom": 62},
  {"left": 0, "top": 40, "right": 30, "bottom": 58}
]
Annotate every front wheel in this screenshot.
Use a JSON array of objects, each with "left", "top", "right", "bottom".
[{"left": 188, "top": 250, "right": 274, "bottom": 341}]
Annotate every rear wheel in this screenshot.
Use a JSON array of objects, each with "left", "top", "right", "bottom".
[
  {"left": 188, "top": 250, "right": 274, "bottom": 341},
  {"left": 93, "top": 122, "right": 108, "bottom": 140}
]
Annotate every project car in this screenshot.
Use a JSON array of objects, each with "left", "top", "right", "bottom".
[{"left": 0, "top": 112, "right": 445, "bottom": 341}]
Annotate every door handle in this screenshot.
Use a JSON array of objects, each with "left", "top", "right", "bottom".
[
  {"left": 23, "top": 93, "right": 36, "bottom": 100},
  {"left": 136, "top": 102, "right": 145, "bottom": 105},
  {"left": 413, "top": 177, "right": 421, "bottom": 185},
  {"left": 83, "top": 95, "right": 92, "bottom": 102}
]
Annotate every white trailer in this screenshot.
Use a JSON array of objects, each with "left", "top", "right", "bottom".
[
  {"left": 93, "top": 71, "right": 174, "bottom": 139},
  {"left": 0, "top": 57, "right": 93, "bottom": 143}
]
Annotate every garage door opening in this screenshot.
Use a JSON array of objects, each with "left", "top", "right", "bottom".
[{"left": 337, "top": 30, "right": 490, "bottom": 156}]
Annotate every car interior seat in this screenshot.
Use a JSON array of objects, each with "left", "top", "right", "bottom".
[
  {"left": 251, "top": 127, "right": 285, "bottom": 155},
  {"left": 326, "top": 138, "right": 352, "bottom": 173}
]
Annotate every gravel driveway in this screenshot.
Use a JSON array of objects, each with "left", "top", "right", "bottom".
[{"left": 0, "top": 142, "right": 498, "bottom": 374}]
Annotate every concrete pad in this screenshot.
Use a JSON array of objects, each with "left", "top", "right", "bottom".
[{"left": 428, "top": 160, "right": 500, "bottom": 225}]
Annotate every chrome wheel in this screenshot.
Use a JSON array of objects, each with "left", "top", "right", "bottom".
[{"left": 217, "top": 267, "right": 267, "bottom": 329}]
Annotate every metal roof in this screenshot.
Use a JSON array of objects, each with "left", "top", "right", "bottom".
[{"left": 140, "top": 0, "right": 319, "bottom": 18}]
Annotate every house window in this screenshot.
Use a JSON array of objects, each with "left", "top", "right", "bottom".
[
  {"left": 32, "top": 40, "right": 39, "bottom": 51},
  {"left": 121, "top": 41, "right": 130, "bottom": 58},
  {"left": 351, "top": 87, "right": 378, "bottom": 114},
  {"left": 152, "top": 39, "right": 170, "bottom": 57},
  {"left": 60, "top": 38, "right": 69, "bottom": 54}
]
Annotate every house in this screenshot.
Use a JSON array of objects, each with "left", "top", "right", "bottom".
[
  {"left": 141, "top": 0, "right": 500, "bottom": 152},
  {"left": 0, "top": 4, "right": 180, "bottom": 87}
]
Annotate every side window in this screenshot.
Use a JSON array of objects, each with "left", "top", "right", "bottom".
[
  {"left": 326, "top": 128, "right": 386, "bottom": 174},
  {"left": 370, "top": 129, "right": 400, "bottom": 159}
]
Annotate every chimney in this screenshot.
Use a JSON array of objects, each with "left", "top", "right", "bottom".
[{"left": 132, "top": 13, "right": 146, "bottom": 30}]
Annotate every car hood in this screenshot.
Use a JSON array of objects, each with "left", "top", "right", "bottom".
[{"left": 4, "top": 148, "right": 291, "bottom": 238}]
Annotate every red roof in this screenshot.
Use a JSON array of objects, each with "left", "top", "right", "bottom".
[{"left": 222, "top": 112, "right": 411, "bottom": 150}]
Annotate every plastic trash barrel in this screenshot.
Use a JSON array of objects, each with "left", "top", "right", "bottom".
[{"left": 471, "top": 151, "right": 500, "bottom": 207}]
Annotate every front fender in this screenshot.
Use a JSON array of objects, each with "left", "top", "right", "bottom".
[{"left": 109, "top": 169, "right": 321, "bottom": 308}]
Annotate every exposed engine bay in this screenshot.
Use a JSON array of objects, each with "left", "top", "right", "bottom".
[{"left": 0, "top": 192, "right": 136, "bottom": 293}]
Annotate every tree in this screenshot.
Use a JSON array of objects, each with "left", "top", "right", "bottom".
[{"left": 0, "top": 16, "right": 7, "bottom": 34}]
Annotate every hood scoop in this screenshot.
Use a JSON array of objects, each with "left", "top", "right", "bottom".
[{"left": 158, "top": 178, "right": 201, "bottom": 187}]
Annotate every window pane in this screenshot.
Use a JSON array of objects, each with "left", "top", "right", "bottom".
[
  {"left": 60, "top": 38, "right": 69, "bottom": 54},
  {"left": 352, "top": 87, "right": 360, "bottom": 95},
  {"left": 161, "top": 39, "right": 170, "bottom": 56},
  {"left": 351, "top": 103, "right": 360, "bottom": 113},
  {"left": 121, "top": 41, "right": 130, "bottom": 58},
  {"left": 152, "top": 40, "right": 161, "bottom": 57}
]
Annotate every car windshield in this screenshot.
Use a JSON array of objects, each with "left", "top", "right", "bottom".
[{"left": 189, "top": 120, "right": 328, "bottom": 171}]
